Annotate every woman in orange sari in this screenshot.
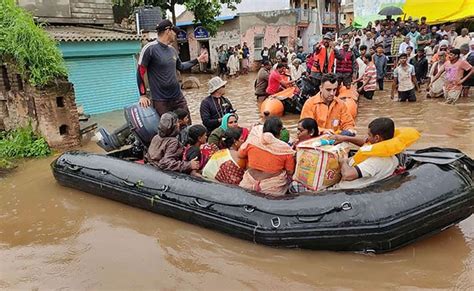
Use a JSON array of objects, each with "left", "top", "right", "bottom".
[{"left": 239, "top": 117, "right": 295, "bottom": 196}]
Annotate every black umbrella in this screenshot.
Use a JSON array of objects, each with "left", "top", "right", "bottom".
[{"left": 378, "top": 6, "right": 404, "bottom": 16}]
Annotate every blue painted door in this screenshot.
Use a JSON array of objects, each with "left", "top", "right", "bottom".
[{"left": 65, "top": 55, "right": 139, "bottom": 114}]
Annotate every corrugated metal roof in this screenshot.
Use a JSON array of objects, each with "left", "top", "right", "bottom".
[{"left": 45, "top": 26, "right": 142, "bottom": 42}]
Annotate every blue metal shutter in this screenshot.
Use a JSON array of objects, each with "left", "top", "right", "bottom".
[{"left": 65, "top": 55, "right": 139, "bottom": 114}]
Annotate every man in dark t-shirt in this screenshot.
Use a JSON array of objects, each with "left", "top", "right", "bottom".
[{"left": 137, "top": 19, "right": 207, "bottom": 117}]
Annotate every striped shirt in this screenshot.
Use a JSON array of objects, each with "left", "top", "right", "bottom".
[
  {"left": 391, "top": 36, "right": 405, "bottom": 56},
  {"left": 363, "top": 63, "right": 377, "bottom": 91}
]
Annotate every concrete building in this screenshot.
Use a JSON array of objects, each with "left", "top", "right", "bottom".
[
  {"left": 18, "top": 0, "right": 143, "bottom": 115},
  {"left": 18, "top": 0, "right": 114, "bottom": 25},
  {"left": 341, "top": 0, "right": 354, "bottom": 26},
  {"left": 175, "top": 10, "right": 298, "bottom": 71},
  {"left": 290, "top": 0, "right": 345, "bottom": 51},
  {"left": 45, "top": 26, "right": 141, "bottom": 114},
  {"left": 290, "top": 0, "right": 340, "bottom": 32}
]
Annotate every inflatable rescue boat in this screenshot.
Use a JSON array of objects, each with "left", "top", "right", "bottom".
[
  {"left": 261, "top": 75, "right": 318, "bottom": 116},
  {"left": 52, "top": 148, "right": 473, "bottom": 252}
]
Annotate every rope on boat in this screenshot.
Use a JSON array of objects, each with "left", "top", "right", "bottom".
[{"left": 61, "top": 160, "right": 352, "bottom": 221}]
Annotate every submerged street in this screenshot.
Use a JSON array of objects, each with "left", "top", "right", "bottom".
[{"left": 1, "top": 73, "right": 473, "bottom": 290}]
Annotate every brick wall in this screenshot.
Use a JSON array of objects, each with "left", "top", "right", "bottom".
[{"left": 0, "top": 64, "right": 81, "bottom": 150}]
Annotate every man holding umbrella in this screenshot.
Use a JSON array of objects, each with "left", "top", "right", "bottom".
[{"left": 378, "top": 6, "right": 404, "bottom": 20}]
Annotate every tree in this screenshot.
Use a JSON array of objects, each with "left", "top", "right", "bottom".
[
  {"left": 0, "top": 0, "right": 67, "bottom": 86},
  {"left": 114, "top": 0, "right": 241, "bottom": 36}
]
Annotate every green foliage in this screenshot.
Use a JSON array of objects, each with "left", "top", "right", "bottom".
[
  {"left": 113, "top": 0, "right": 241, "bottom": 36},
  {"left": 184, "top": 0, "right": 239, "bottom": 36},
  {"left": 0, "top": 0, "right": 67, "bottom": 86},
  {"left": 0, "top": 124, "right": 51, "bottom": 159}
]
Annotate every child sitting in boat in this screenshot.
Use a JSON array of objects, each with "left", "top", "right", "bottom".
[
  {"left": 174, "top": 108, "right": 190, "bottom": 145},
  {"left": 330, "top": 117, "right": 420, "bottom": 189},
  {"left": 183, "top": 124, "right": 215, "bottom": 172},
  {"left": 145, "top": 112, "right": 200, "bottom": 173},
  {"left": 257, "top": 111, "right": 291, "bottom": 143},
  {"left": 239, "top": 117, "right": 296, "bottom": 196},
  {"left": 202, "top": 127, "right": 247, "bottom": 185}
]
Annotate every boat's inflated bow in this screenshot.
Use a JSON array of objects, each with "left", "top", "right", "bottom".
[{"left": 51, "top": 148, "right": 473, "bottom": 252}]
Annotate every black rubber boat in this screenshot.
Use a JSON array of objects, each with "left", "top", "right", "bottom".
[{"left": 51, "top": 148, "right": 473, "bottom": 252}]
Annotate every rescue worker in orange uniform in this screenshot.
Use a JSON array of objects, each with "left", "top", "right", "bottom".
[
  {"left": 337, "top": 77, "right": 359, "bottom": 120},
  {"left": 300, "top": 73, "right": 356, "bottom": 134},
  {"left": 311, "top": 33, "right": 337, "bottom": 92}
]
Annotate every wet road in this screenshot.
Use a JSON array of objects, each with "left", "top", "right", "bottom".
[{"left": 1, "top": 73, "right": 473, "bottom": 290}]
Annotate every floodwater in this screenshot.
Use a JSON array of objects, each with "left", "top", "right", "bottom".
[{"left": 1, "top": 73, "right": 473, "bottom": 290}]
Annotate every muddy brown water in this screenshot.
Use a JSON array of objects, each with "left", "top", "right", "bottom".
[{"left": 1, "top": 73, "right": 473, "bottom": 290}]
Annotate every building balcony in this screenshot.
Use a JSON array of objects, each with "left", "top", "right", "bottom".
[
  {"left": 322, "top": 12, "right": 336, "bottom": 25},
  {"left": 295, "top": 8, "right": 312, "bottom": 24},
  {"left": 342, "top": 3, "right": 354, "bottom": 13}
]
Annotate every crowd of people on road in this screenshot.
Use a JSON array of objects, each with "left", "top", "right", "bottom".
[{"left": 216, "top": 42, "right": 251, "bottom": 78}]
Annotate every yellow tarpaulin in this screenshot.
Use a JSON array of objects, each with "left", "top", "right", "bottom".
[
  {"left": 354, "top": 0, "right": 474, "bottom": 26},
  {"left": 403, "top": 0, "right": 474, "bottom": 23}
]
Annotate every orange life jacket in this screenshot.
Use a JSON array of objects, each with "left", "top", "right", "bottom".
[
  {"left": 337, "top": 85, "right": 359, "bottom": 101},
  {"left": 311, "top": 45, "right": 336, "bottom": 73}
]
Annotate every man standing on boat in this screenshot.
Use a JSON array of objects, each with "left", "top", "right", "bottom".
[{"left": 137, "top": 19, "right": 207, "bottom": 118}]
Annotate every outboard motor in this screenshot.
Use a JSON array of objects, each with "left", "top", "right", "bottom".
[
  {"left": 294, "top": 75, "right": 319, "bottom": 112},
  {"left": 299, "top": 75, "right": 318, "bottom": 97},
  {"left": 96, "top": 104, "right": 159, "bottom": 152}
]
